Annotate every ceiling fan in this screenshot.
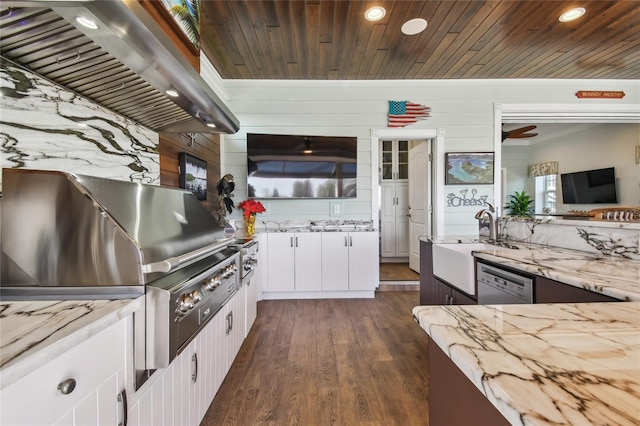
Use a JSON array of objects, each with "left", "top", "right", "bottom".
[{"left": 502, "top": 125, "right": 538, "bottom": 142}]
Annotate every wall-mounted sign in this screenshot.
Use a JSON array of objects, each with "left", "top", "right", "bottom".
[
  {"left": 388, "top": 100, "right": 431, "bottom": 127},
  {"left": 575, "top": 91, "right": 625, "bottom": 99}
]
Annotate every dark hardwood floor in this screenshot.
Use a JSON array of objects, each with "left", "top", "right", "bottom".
[{"left": 201, "top": 292, "right": 429, "bottom": 426}]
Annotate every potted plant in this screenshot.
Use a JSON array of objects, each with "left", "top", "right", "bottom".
[{"left": 505, "top": 190, "right": 534, "bottom": 217}]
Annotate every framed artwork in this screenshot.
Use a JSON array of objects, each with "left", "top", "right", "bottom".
[
  {"left": 179, "top": 152, "right": 207, "bottom": 200},
  {"left": 154, "top": 0, "right": 201, "bottom": 53},
  {"left": 445, "top": 152, "right": 495, "bottom": 185}
]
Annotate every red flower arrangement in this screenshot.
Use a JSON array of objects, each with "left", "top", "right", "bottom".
[{"left": 237, "top": 198, "right": 266, "bottom": 217}]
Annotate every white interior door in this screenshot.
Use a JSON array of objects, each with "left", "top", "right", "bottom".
[{"left": 408, "top": 142, "right": 431, "bottom": 272}]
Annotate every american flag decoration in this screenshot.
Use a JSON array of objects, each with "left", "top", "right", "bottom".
[{"left": 387, "top": 101, "right": 431, "bottom": 127}]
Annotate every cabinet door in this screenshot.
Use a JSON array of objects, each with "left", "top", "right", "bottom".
[
  {"left": 432, "top": 277, "right": 450, "bottom": 305},
  {"left": 0, "top": 318, "right": 127, "bottom": 426},
  {"left": 395, "top": 182, "right": 410, "bottom": 257},
  {"left": 449, "top": 287, "right": 477, "bottom": 305},
  {"left": 420, "top": 241, "right": 436, "bottom": 305},
  {"left": 380, "top": 183, "right": 397, "bottom": 257},
  {"left": 380, "top": 140, "right": 409, "bottom": 182},
  {"left": 380, "top": 140, "right": 395, "bottom": 181},
  {"left": 535, "top": 276, "right": 620, "bottom": 303},
  {"left": 294, "top": 232, "right": 322, "bottom": 291},
  {"left": 322, "top": 232, "right": 350, "bottom": 291},
  {"left": 245, "top": 278, "right": 258, "bottom": 336},
  {"left": 348, "top": 232, "right": 379, "bottom": 291},
  {"left": 266, "top": 233, "right": 295, "bottom": 291}
]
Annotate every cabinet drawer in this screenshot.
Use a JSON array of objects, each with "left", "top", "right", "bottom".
[{"left": 1, "top": 319, "right": 126, "bottom": 425}]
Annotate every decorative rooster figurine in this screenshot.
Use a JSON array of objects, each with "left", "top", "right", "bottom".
[{"left": 216, "top": 174, "right": 235, "bottom": 220}]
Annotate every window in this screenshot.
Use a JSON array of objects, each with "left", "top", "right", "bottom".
[{"left": 535, "top": 174, "right": 556, "bottom": 213}]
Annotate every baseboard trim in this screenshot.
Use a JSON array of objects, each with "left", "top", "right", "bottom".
[{"left": 377, "top": 282, "right": 420, "bottom": 291}]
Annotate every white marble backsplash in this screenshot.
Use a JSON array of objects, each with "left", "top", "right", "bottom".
[
  {"left": 494, "top": 217, "right": 640, "bottom": 260},
  {"left": 0, "top": 62, "right": 159, "bottom": 187}
]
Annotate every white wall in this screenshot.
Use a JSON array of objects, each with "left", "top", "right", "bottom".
[
  {"left": 530, "top": 123, "right": 639, "bottom": 210},
  {"left": 219, "top": 78, "right": 639, "bottom": 235},
  {"left": 501, "top": 144, "right": 533, "bottom": 206}
]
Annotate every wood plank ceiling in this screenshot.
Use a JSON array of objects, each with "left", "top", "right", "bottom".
[{"left": 200, "top": 0, "right": 640, "bottom": 80}]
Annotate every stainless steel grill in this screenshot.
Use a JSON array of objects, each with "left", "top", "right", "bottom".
[{"left": 0, "top": 168, "right": 240, "bottom": 388}]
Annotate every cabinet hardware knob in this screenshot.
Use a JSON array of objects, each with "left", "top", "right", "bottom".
[{"left": 57, "top": 378, "right": 76, "bottom": 395}]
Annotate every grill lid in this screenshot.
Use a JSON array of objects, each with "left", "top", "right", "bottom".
[
  {"left": 0, "top": 2, "right": 239, "bottom": 134},
  {"left": 1, "top": 169, "right": 230, "bottom": 288}
]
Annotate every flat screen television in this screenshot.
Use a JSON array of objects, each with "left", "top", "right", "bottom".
[
  {"left": 247, "top": 133, "right": 357, "bottom": 198},
  {"left": 560, "top": 167, "right": 617, "bottom": 204}
]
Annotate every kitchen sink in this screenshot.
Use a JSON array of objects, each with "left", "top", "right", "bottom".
[{"left": 432, "top": 243, "right": 508, "bottom": 295}]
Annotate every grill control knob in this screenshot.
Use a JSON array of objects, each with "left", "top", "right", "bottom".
[
  {"left": 176, "top": 295, "right": 194, "bottom": 314},
  {"left": 201, "top": 276, "right": 221, "bottom": 291},
  {"left": 190, "top": 290, "right": 202, "bottom": 303},
  {"left": 223, "top": 265, "right": 234, "bottom": 278}
]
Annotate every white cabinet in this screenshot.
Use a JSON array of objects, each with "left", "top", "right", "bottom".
[
  {"left": 245, "top": 234, "right": 263, "bottom": 336},
  {"left": 321, "top": 232, "right": 349, "bottom": 290},
  {"left": 380, "top": 182, "right": 409, "bottom": 257},
  {"left": 128, "top": 285, "right": 246, "bottom": 426},
  {"left": 245, "top": 277, "right": 259, "bottom": 337},
  {"left": 0, "top": 318, "right": 128, "bottom": 426},
  {"left": 321, "top": 232, "right": 379, "bottom": 291},
  {"left": 380, "top": 140, "right": 411, "bottom": 258},
  {"left": 380, "top": 139, "right": 409, "bottom": 182},
  {"left": 266, "top": 232, "right": 322, "bottom": 292}
]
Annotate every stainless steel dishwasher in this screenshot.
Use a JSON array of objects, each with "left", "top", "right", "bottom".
[{"left": 477, "top": 262, "right": 533, "bottom": 304}]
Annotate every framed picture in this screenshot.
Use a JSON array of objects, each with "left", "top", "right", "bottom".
[
  {"left": 153, "top": 0, "right": 201, "bottom": 54},
  {"left": 179, "top": 152, "right": 207, "bottom": 200},
  {"left": 445, "top": 152, "right": 495, "bottom": 185}
]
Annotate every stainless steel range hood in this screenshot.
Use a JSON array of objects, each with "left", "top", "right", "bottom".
[{"left": 0, "top": 1, "right": 240, "bottom": 134}]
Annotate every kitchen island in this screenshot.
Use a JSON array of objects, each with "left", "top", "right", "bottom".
[{"left": 413, "top": 302, "right": 640, "bottom": 425}]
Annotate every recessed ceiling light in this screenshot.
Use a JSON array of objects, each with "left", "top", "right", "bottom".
[
  {"left": 75, "top": 16, "right": 98, "bottom": 30},
  {"left": 206, "top": 123, "right": 217, "bottom": 128},
  {"left": 559, "top": 7, "right": 586, "bottom": 22},
  {"left": 165, "top": 89, "right": 179, "bottom": 97},
  {"left": 364, "top": 6, "right": 386, "bottom": 22},
  {"left": 401, "top": 18, "right": 428, "bottom": 35}
]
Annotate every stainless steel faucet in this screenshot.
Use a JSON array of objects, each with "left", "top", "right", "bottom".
[{"left": 475, "top": 202, "right": 497, "bottom": 240}]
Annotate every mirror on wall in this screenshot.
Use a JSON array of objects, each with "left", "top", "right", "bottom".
[{"left": 501, "top": 123, "right": 639, "bottom": 217}]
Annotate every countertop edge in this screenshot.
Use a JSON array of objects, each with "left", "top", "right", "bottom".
[
  {"left": 473, "top": 251, "right": 638, "bottom": 301},
  {"left": 0, "top": 297, "right": 142, "bottom": 390}
]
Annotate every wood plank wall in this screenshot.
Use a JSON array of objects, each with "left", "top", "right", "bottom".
[{"left": 159, "top": 133, "right": 221, "bottom": 216}]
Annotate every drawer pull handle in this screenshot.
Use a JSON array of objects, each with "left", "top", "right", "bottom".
[
  {"left": 57, "top": 378, "right": 76, "bottom": 395},
  {"left": 117, "top": 390, "right": 128, "bottom": 426},
  {"left": 191, "top": 353, "right": 198, "bottom": 383}
]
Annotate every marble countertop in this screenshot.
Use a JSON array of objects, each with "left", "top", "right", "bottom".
[
  {"left": 255, "top": 219, "right": 375, "bottom": 233},
  {"left": 0, "top": 297, "right": 142, "bottom": 389},
  {"left": 473, "top": 245, "right": 640, "bottom": 301},
  {"left": 413, "top": 302, "right": 640, "bottom": 426},
  {"left": 419, "top": 235, "right": 640, "bottom": 301}
]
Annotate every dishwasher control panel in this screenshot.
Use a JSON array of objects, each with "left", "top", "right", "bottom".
[{"left": 477, "top": 262, "right": 533, "bottom": 304}]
